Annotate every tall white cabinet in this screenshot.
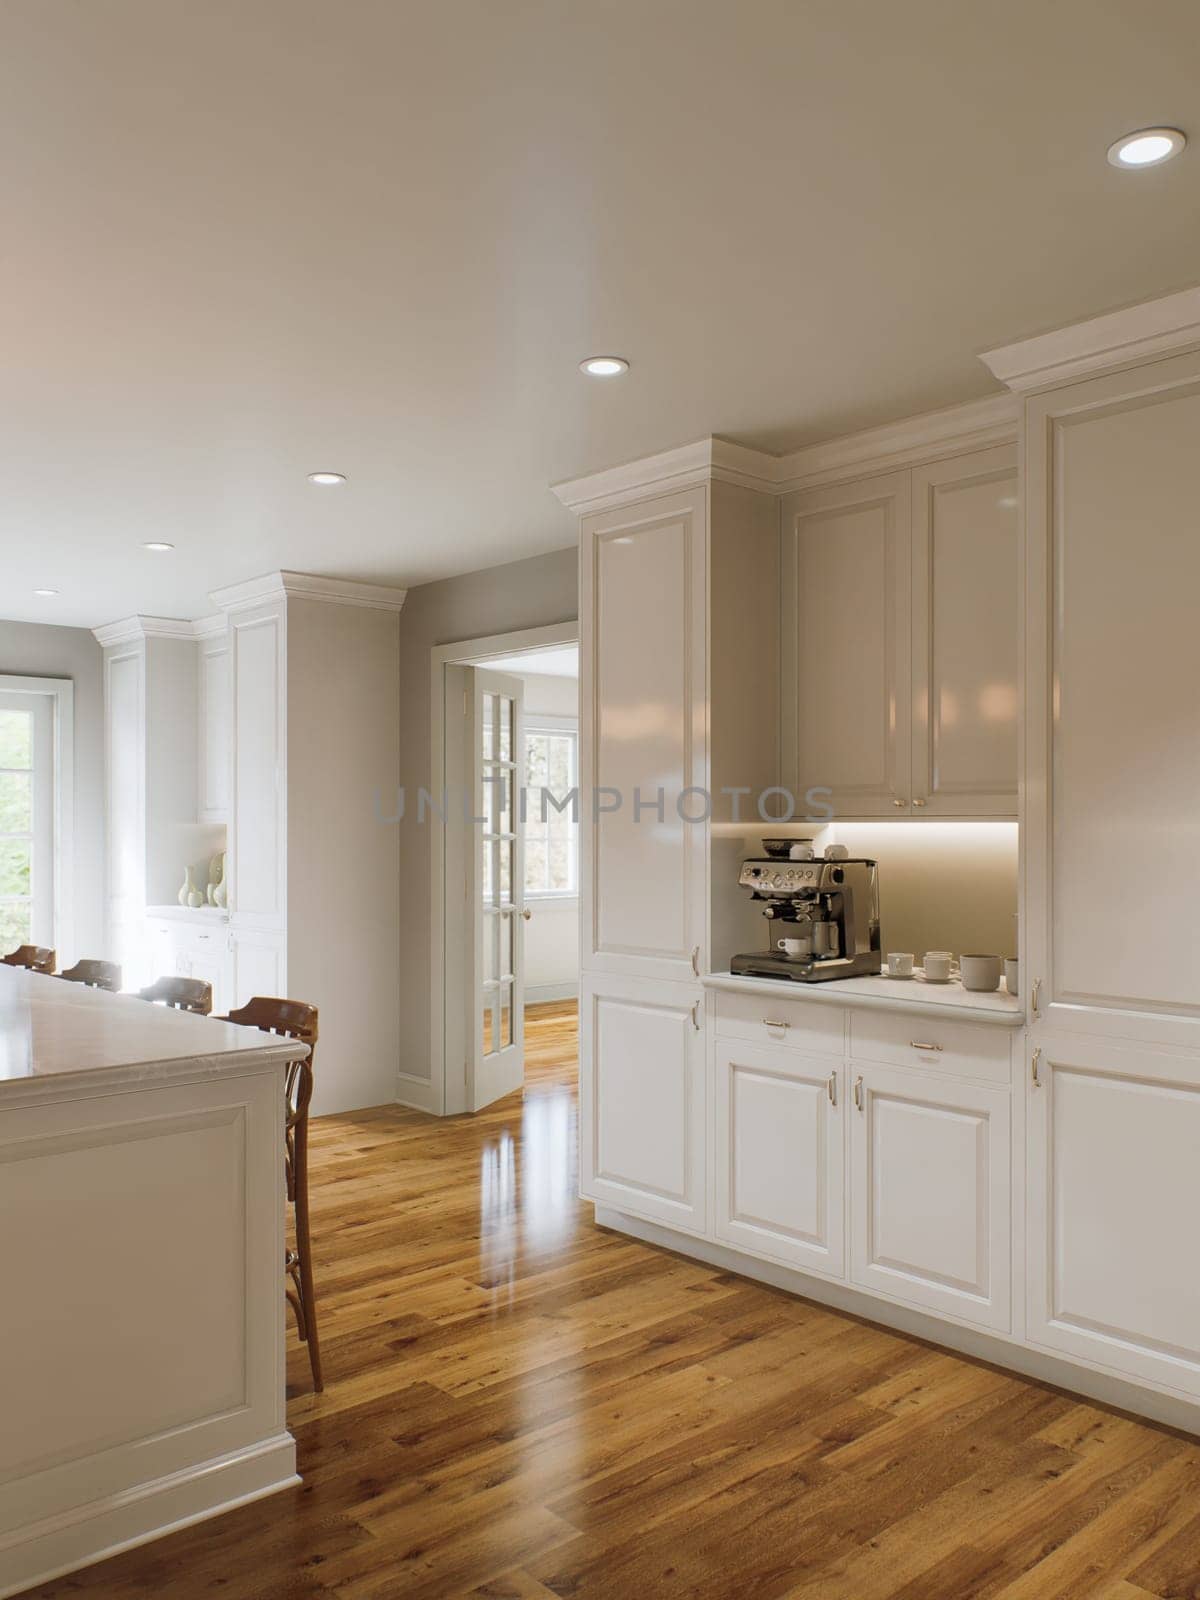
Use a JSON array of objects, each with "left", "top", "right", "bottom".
[
  {"left": 561, "top": 456, "right": 779, "bottom": 1237},
  {"left": 986, "top": 314, "right": 1200, "bottom": 1405}
]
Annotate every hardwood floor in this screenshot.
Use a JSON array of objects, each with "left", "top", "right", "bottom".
[{"left": 31, "top": 1000, "right": 1200, "bottom": 1599}]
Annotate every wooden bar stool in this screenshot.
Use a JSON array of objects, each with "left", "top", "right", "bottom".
[
  {"left": 2, "top": 945, "right": 56, "bottom": 974},
  {"left": 137, "top": 976, "right": 213, "bottom": 1015},
  {"left": 217, "top": 997, "right": 323, "bottom": 1392},
  {"left": 58, "top": 959, "right": 122, "bottom": 992}
]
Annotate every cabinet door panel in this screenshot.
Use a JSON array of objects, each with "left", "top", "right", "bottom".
[
  {"left": 1028, "top": 1033, "right": 1200, "bottom": 1396},
  {"left": 850, "top": 1064, "right": 1010, "bottom": 1329},
  {"left": 230, "top": 609, "right": 284, "bottom": 928},
  {"left": 580, "top": 973, "right": 705, "bottom": 1232},
  {"left": 1024, "top": 355, "right": 1200, "bottom": 1044},
  {"left": 198, "top": 640, "right": 230, "bottom": 823},
  {"left": 782, "top": 474, "right": 910, "bottom": 817},
  {"left": 911, "top": 447, "right": 1017, "bottom": 816},
  {"left": 715, "top": 1040, "right": 843, "bottom": 1276},
  {"left": 580, "top": 490, "right": 707, "bottom": 980}
]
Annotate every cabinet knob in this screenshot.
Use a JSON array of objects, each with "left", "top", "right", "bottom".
[
  {"left": 521, "top": 908, "right": 532, "bottom": 921},
  {"left": 892, "top": 798, "right": 905, "bottom": 808},
  {"left": 912, "top": 797, "right": 927, "bottom": 807}
]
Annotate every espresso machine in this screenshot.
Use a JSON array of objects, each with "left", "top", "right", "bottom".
[{"left": 730, "top": 839, "right": 881, "bottom": 982}]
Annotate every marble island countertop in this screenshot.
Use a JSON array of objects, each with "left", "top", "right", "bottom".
[
  {"left": 703, "top": 969, "right": 1024, "bottom": 1027},
  {"left": 0, "top": 965, "right": 302, "bottom": 1104}
]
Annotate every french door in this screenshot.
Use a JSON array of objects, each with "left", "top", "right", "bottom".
[
  {"left": 0, "top": 689, "right": 55, "bottom": 951},
  {"left": 469, "top": 669, "right": 526, "bottom": 1111}
]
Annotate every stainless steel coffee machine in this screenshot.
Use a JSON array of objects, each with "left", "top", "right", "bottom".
[{"left": 730, "top": 839, "right": 881, "bottom": 982}]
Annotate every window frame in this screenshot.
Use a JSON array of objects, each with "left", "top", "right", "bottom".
[
  {"left": 522, "top": 714, "right": 579, "bottom": 902},
  {"left": 0, "top": 675, "right": 73, "bottom": 957}
]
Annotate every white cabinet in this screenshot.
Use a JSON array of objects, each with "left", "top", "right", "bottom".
[
  {"left": 197, "top": 629, "right": 230, "bottom": 823},
  {"left": 714, "top": 1038, "right": 844, "bottom": 1277},
  {"left": 910, "top": 447, "right": 1018, "bottom": 815},
  {"left": 579, "top": 972, "right": 706, "bottom": 1233},
  {"left": 1023, "top": 352, "right": 1200, "bottom": 1043},
  {"left": 781, "top": 446, "right": 1018, "bottom": 819},
  {"left": 781, "top": 472, "right": 912, "bottom": 817},
  {"left": 579, "top": 488, "right": 708, "bottom": 982},
  {"left": 849, "top": 1062, "right": 1011, "bottom": 1331},
  {"left": 145, "top": 914, "right": 232, "bottom": 1014},
  {"left": 227, "top": 600, "right": 286, "bottom": 930},
  {"left": 1027, "top": 1033, "right": 1200, "bottom": 1398}
]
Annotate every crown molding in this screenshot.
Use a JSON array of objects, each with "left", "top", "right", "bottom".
[
  {"left": 92, "top": 615, "right": 199, "bottom": 646},
  {"left": 551, "top": 394, "right": 1019, "bottom": 513},
  {"left": 771, "top": 392, "right": 1018, "bottom": 492},
  {"left": 210, "top": 570, "right": 408, "bottom": 615},
  {"left": 191, "top": 613, "right": 228, "bottom": 640},
  {"left": 550, "top": 437, "right": 777, "bottom": 514},
  {"left": 980, "top": 284, "right": 1200, "bottom": 393}
]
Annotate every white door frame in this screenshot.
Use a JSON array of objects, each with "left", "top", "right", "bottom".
[
  {"left": 425, "top": 620, "right": 578, "bottom": 1116},
  {"left": 0, "top": 674, "right": 74, "bottom": 963}
]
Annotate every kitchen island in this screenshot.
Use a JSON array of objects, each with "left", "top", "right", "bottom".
[{"left": 0, "top": 966, "right": 301, "bottom": 1599}]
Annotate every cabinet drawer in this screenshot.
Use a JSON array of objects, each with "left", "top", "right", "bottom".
[
  {"left": 714, "top": 990, "right": 845, "bottom": 1055},
  {"left": 848, "top": 1009, "right": 1012, "bottom": 1083}
]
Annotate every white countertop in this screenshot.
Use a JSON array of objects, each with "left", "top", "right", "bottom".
[
  {"left": 703, "top": 969, "right": 1024, "bottom": 1027},
  {"left": 145, "top": 903, "right": 229, "bottom": 923},
  {"left": 0, "top": 966, "right": 301, "bottom": 1104}
]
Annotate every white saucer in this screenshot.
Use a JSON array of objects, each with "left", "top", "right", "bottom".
[
  {"left": 883, "top": 971, "right": 915, "bottom": 980},
  {"left": 915, "top": 969, "right": 953, "bottom": 984}
]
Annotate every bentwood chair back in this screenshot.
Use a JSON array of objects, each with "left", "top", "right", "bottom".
[
  {"left": 137, "top": 976, "right": 213, "bottom": 1015},
  {"left": 217, "top": 996, "right": 323, "bottom": 1391},
  {"left": 2, "top": 945, "right": 56, "bottom": 974},
  {"left": 58, "top": 959, "right": 122, "bottom": 992}
]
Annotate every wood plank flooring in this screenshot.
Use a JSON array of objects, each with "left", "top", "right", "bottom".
[{"left": 30, "top": 1001, "right": 1200, "bottom": 1599}]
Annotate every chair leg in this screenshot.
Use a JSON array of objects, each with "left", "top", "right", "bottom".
[{"left": 292, "top": 1121, "right": 324, "bottom": 1393}]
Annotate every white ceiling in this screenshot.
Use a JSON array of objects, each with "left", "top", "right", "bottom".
[
  {"left": 3, "top": 0, "right": 1200, "bottom": 628},
  {"left": 484, "top": 645, "right": 578, "bottom": 679}
]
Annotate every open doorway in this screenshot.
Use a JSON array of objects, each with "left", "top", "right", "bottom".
[{"left": 430, "top": 622, "right": 579, "bottom": 1115}]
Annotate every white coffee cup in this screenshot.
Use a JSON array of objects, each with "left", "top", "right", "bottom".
[
  {"left": 776, "top": 936, "right": 812, "bottom": 959},
  {"left": 887, "top": 952, "right": 914, "bottom": 977},
  {"left": 960, "top": 953, "right": 1003, "bottom": 992},
  {"left": 788, "top": 842, "right": 814, "bottom": 861},
  {"left": 923, "top": 950, "right": 956, "bottom": 982}
]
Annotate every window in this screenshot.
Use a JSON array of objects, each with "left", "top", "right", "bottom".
[
  {"left": 0, "top": 681, "right": 70, "bottom": 954},
  {"left": 523, "top": 722, "right": 578, "bottom": 897}
]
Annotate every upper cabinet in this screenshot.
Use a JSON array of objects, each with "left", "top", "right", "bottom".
[
  {"left": 782, "top": 471, "right": 912, "bottom": 816},
  {"left": 782, "top": 444, "right": 1018, "bottom": 819},
  {"left": 910, "top": 446, "right": 1018, "bottom": 816}
]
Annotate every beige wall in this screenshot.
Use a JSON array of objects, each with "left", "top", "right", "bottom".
[
  {"left": 0, "top": 619, "right": 105, "bottom": 959},
  {"left": 821, "top": 821, "right": 1019, "bottom": 963},
  {"left": 397, "top": 546, "right": 578, "bottom": 1094},
  {"left": 520, "top": 669, "right": 579, "bottom": 1000},
  {"left": 286, "top": 598, "right": 402, "bottom": 1115}
]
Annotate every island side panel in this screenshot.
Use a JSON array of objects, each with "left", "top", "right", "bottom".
[{"left": 0, "top": 1058, "right": 296, "bottom": 1598}]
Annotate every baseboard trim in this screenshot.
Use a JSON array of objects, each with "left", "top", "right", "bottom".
[
  {"left": 525, "top": 983, "right": 579, "bottom": 1004},
  {"left": 594, "top": 1207, "right": 1200, "bottom": 1439},
  {"left": 394, "top": 1072, "right": 441, "bottom": 1115},
  {"left": 0, "top": 1433, "right": 298, "bottom": 1600}
]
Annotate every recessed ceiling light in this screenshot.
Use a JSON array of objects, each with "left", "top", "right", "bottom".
[
  {"left": 307, "top": 471, "right": 347, "bottom": 485},
  {"left": 580, "top": 356, "right": 629, "bottom": 377},
  {"left": 1107, "top": 127, "right": 1186, "bottom": 169},
  {"left": 33, "top": 587, "right": 59, "bottom": 597},
  {"left": 143, "top": 541, "right": 175, "bottom": 552}
]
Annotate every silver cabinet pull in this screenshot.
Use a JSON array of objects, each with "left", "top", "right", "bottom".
[
  {"left": 1031, "top": 1046, "right": 1042, "bottom": 1088},
  {"left": 909, "top": 1040, "right": 943, "bottom": 1052},
  {"left": 762, "top": 1018, "right": 790, "bottom": 1033},
  {"left": 691, "top": 1001, "right": 700, "bottom": 1032},
  {"left": 691, "top": 945, "right": 700, "bottom": 977},
  {"left": 827, "top": 1072, "right": 837, "bottom": 1106},
  {"left": 853, "top": 1074, "right": 864, "bottom": 1112},
  {"left": 1031, "top": 978, "right": 1042, "bottom": 1016}
]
